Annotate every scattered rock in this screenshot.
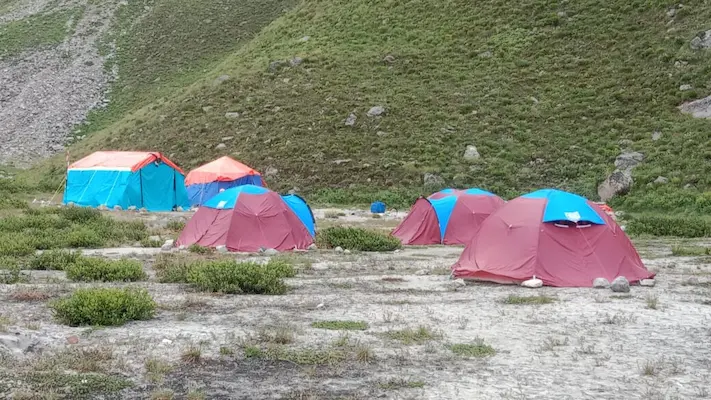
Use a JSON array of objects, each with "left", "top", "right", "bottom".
[
  {"left": 268, "top": 60, "right": 286, "bottom": 72},
  {"left": 666, "top": 7, "right": 677, "bottom": 18},
  {"left": 394, "top": 249, "right": 401, "bottom": 253},
  {"left": 376, "top": 131, "right": 388, "bottom": 137},
  {"left": 224, "top": 112, "right": 240, "bottom": 119},
  {"left": 161, "top": 240, "right": 174, "bottom": 251},
  {"left": 614, "top": 151, "right": 644, "bottom": 171},
  {"left": 383, "top": 54, "right": 396, "bottom": 64},
  {"left": 334, "top": 246, "right": 344, "bottom": 253},
  {"left": 679, "top": 84, "right": 693, "bottom": 91},
  {"left": 161, "top": 339, "right": 172, "bottom": 345},
  {"left": 213, "top": 75, "right": 230, "bottom": 85},
  {"left": 289, "top": 57, "right": 303, "bottom": 67},
  {"left": 344, "top": 249, "right": 351, "bottom": 254},
  {"left": 640, "top": 279, "right": 656, "bottom": 287},
  {"left": 684, "top": 183, "right": 695, "bottom": 190},
  {"left": 463, "top": 145, "right": 480, "bottom": 161},
  {"left": 216, "top": 245, "right": 229, "bottom": 254},
  {"left": 690, "top": 30, "right": 711, "bottom": 50},
  {"left": 176, "top": 206, "right": 184, "bottom": 212},
  {"left": 178, "top": 245, "right": 187, "bottom": 251},
  {"left": 215, "top": 143, "right": 226, "bottom": 150},
  {"left": 66, "top": 335, "right": 79, "bottom": 345},
  {"left": 478, "top": 50, "right": 493, "bottom": 58},
  {"left": 598, "top": 171, "right": 633, "bottom": 202},
  {"left": 652, "top": 130, "right": 662, "bottom": 141},
  {"left": 610, "top": 276, "right": 630, "bottom": 293},
  {"left": 521, "top": 277, "right": 543, "bottom": 288},
  {"left": 654, "top": 176, "right": 669, "bottom": 184},
  {"left": 263, "top": 248, "right": 278, "bottom": 256},
  {"left": 593, "top": 278, "right": 610, "bottom": 289},
  {"left": 128, "top": 206, "right": 137, "bottom": 211},
  {"left": 674, "top": 60, "right": 688, "bottom": 68},
  {"left": 367, "top": 106, "right": 386, "bottom": 117},
  {"left": 222, "top": 136, "right": 234, "bottom": 141},
  {"left": 679, "top": 95, "right": 711, "bottom": 119},
  {"left": 307, "top": 244, "right": 317, "bottom": 251},
  {"left": 344, "top": 113, "right": 357, "bottom": 126},
  {"left": 113, "top": 205, "right": 122, "bottom": 211},
  {"left": 557, "top": 11, "right": 567, "bottom": 18},
  {"left": 332, "top": 159, "right": 351, "bottom": 165},
  {"left": 423, "top": 173, "right": 445, "bottom": 188},
  {"left": 299, "top": 36, "right": 310, "bottom": 42},
  {"left": 97, "top": 205, "right": 108, "bottom": 211},
  {"left": 685, "top": 276, "right": 699, "bottom": 285},
  {"left": 202, "top": 106, "right": 213, "bottom": 113}
]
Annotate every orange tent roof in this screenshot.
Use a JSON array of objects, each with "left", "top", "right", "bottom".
[
  {"left": 185, "top": 156, "right": 261, "bottom": 185},
  {"left": 68, "top": 151, "right": 184, "bottom": 174}
]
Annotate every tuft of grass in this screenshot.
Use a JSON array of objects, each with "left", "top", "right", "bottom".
[
  {"left": 188, "top": 244, "right": 214, "bottom": 254},
  {"left": 145, "top": 358, "right": 174, "bottom": 384},
  {"left": 311, "top": 320, "right": 369, "bottom": 331},
  {"left": 51, "top": 288, "right": 156, "bottom": 326},
  {"left": 670, "top": 245, "right": 711, "bottom": 256},
  {"left": 502, "top": 294, "right": 556, "bottom": 305},
  {"left": 219, "top": 346, "right": 234, "bottom": 356},
  {"left": 166, "top": 220, "right": 186, "bottom": 232},
  {"left": 384, "top": 326, "right": 441, "bottom": 345},
  {"left": 257, "top": 324, "right": 296, "bottom": 344},
  {"left": 316, "top": 227, "right": 402, "bottom": 252},
  {"left": 378, "top": 378, "right": 425, "bottom": 390},
  {"left": 449, "top": 340, "right": 496, "bottom": 358},
  {"left": 181, "top": 345, "right": 202, "bottom": 364},
  {"left": 187, "top": 390, "right": 207, "bottom": 400},
  {"left": 65, "top": 257, "right": 147, "bottom": 282},
  {"left": 645, "top": 294, "right": 659, "bottom": 310},
  {"left": 640, "top": 359, "right": 661, "bottom": 376},
  {"left": 602, "top": 312, "right": 637, "bottom": 325}
]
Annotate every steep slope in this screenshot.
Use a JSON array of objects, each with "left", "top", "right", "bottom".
[{"left": 22, "top": 0, "right": 711, "bottom": 212}]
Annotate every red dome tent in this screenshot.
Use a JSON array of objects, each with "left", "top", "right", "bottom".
[
  {"left": 392, "top": 188, "right": 505, "bottom": 245},
  {"left": 452, "top": 189, "right": 654, "bottom": 287}
]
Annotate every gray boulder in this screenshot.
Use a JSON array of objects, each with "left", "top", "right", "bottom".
[
  {"left": 367, "top": 106, "right": 386, "bottom": 117},
  {"left": 307, "top": 244, "right": 317, "bottom": 251},
  {"left": 598, "top": 170, "right": 633, "bottom": 202},
  {"left": 679, "top": 95, "right": 711, "bottom": 119},
  {"left": 593, "top": 277, "right": 610, "bottom": 289},
  {"left": 344, "top": 113, "right": 357, "bottom": 126},
  {"left": 463, "top": 145, "right": 480, "bottom": 161},
  {"left": 610, "top": 276, "right": 630, "bottom": 293},
  {"left": 690, "top": 30, "right": 711, "bottom": 50},
  {"left": 614, "top": 151, "right": 644, "bottom": 172}
]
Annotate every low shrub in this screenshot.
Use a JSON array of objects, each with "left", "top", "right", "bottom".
[
  {"left": 51, "top": 288, "right": 156, "bottom": 326},
  {"left": 65, "top": 257, "right": 147, "bottom": 282},
  {"left": 188, "top": 244, "right": 214, "bottom": 254},
  {"left": 670, "top": 245, "right": 710, "bottom": 256},
  {"left": 66, "top": 228, "right": 106, "bottom": 248},
  {"left": 450, "top": 341, "right": 496, "bottom": 358},
  {"left": 626, "top": 215, "right": 711, "bottom": 238},
  {"left": 0, "top": 234, "right": 37, "bottom": 256},
  {"left": 187, "top": 260, "right": 290, "bottom": 294},
  {"left": 166, "top": 220, "right": 186, "bottom": 231},
  {"left": 316, "top": 227, "right": 401, "bottom": 251},
  {"left": 153, "top": 254, "right": 194, "bottom": 283},
  {"left": 29, "top": 250, "right": 82, "bottom": 270}
]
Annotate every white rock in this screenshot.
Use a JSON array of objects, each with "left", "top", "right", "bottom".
[
  {"left": 299, "top": 36, "right": 310, "bottom": 42},
  {"left": 161, "top": 338, "right": 172, "bottom": 345},
  {"left": 176, "top": 206, "right": 184, "bottom": 212},
  {"left": 640, "top": 279, "right": 656, "bottom": 287},
  {"left": 307, "top": 244, "right": 317, "bottom": 251},
  {"left": 610, "top": 276, "right": 630, "bottom": 292},
  {"left": 334, "top": 246, "right": 344, "bottom": 253},
  {"left": 222, "top": 136, "right": 234, "bottom": 141},
  {"left": 463, "top": 145, "right": 480, "bottom": 161},
  {"left": 215, "top": 143, "right": 227, "bottom": 150},
  {"left": 366, "top": 106, "right": 386, "bottom": 117},
  {"left": 654, "top": 176, "right": 669, "bottom": 184},
  {"left": 521, "top": 277, "right": 543, "bottom": 288},
  {"left": 344, "top": 249, "right": 351, "bottom": 254},
  {"left": 679, "top": 84, "right": 693, "bottom": 91},
  {"left": 161, "top": 240, "right": 174, "bottom": 251},
  {"left": 128, "top": 206, "right": 137, "bottom": 211},
  {"left": 263, "top": 248, "right": 278, "bottom": 256},
  {"left": 216, "top": 245, "right": 229, "bottom": 254},
  {"left": 593, "top": 277, "right": 610, "bottom": 289},
  {"left": 113, "top": 205, "right": 122, "bottom": 211},
  {"left": 225, "top": 112, "right": 240, "bottom": 119},
  {"left": 344, "top": 113, "right": 357, "bottom": 126}
]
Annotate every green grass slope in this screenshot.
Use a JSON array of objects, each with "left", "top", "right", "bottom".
[{"left": 29, "top": 0, "right": 711, "bottom": 212}]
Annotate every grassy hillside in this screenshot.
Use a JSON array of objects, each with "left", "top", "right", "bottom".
[{"left": 26, "top": 0, "right": 711, "bottom": 212}]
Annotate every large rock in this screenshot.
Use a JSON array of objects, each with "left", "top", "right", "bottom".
[
  {"left": 366, "top": 106, "right": 386, "bottom": 117},
  {"left": 614, "top": 151, "right": 644, "bottom": 172},
  {"left": 423, "top": 173, "right": 445, "bottom": 188},
  {"left": 463, "top": 145, "right": 480, "bottom": 161},
  {"left": 598, "top": 170, "right": 633, "bottom": 202},
  {"left": 593, "top": 278, "right": 610, "bottom": 289},
  {"left": 610, "top": 276, "right": 630, "bottom": 293},
  {"left": 690, "top": 30, "right": 711, "bottom": 50},
  {"left": 679, "top": 95, "right": 711, "bottom": 119}
]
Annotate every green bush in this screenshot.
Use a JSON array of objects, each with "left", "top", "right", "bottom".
[
  {"left": 29, "top": 250, "right": 82, "bottom": 270},
  {"left": 188, "top": 244, "right": 214, "bottom": 254},
  {"left": 317, "top": 227, "right": 402, "bottom": 251},
  {"left": 187, "top": 260, "right": 291, "bottom": 294},
  {"left": 58, "top": 207, "right": 103, "bottom": 223},
  {"left": 0, "top": 234, "right": 38, "bottom": 256},
  {"left": 153, "top": 254, "right": 193, "bottom": 283},
  {"left": 51, "top": 288, "right": 156, "bottom": 326},
  {"left": 65, "top": 257, "right": 147, "bottom": 282},
  {"left": 66, "top": 228, "right": 105, "bottom": 248},
  {"left": 626, "top": 215, "right": 711, "bottom": 238}
]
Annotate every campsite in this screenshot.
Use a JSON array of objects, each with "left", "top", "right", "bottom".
[{"left": 0, "top": 152, "right": 710, "bottom": 399}]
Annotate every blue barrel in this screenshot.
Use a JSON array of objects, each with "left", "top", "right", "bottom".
[{"left": 370, "top": 201, "right": 386, "bottom": 214}]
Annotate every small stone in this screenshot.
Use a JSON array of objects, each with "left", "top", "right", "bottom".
[
  {"left": 376, "top": 131, "right": 388, "bottom": 136},
  {"left": 161, "top": 338, "right": 172, "bottom": 345},
  {"left": 334, "top": 246, "right": 344, "bottom": 253},
  {"left": 640, "top": 279, "right": 656, "bottom": 287},
  {"left": 289, "top": 57, "right": 303, "bottom": 67},
  {"left": 463, "top": 145, "right": 480, "bottom": 161},
  {"left": 263, "top": 167, "right": 278, "bottom": 177},
  {"left": 202, "top": 106, "right": 213, "bottom": 113},
  {"left": 557, "top": 11, "right": 567, "bottom": 17},
  {"left": 685, "top": 276, "right": 699, "bottom": 285},
  {"left": 666, "top": 7, "right": 676, "bottom": 18},
  {"left": 521, "top": 277, "right": 543, "bottom": 288},
  {"left": 610, "top": 276, "right": 630, "bottom": 293},
  {"left": 614, "top": 151, "right": 644, "bottom": 171},
  {"left": 97, "top": 205, "right": 108, "bottom": 211},
  {"left": 593, "top": 277, "right": 610, "bottom": 289},
  {"left": 652, "top": 130, "right": 662, "bottom": 141},
  {"left": 415, "top": 269, "right": 428, "bottom": 276},
  {"left": 450, "top": 279, "right": 467, "bottom": 290},
  {"left": 307, "top": 244, "right": 317, "bottom": 251},
  {"left": 178, "top": 245, "right": 187, "bottom": 251},
  {"left": 299, "top": 36, "right": 310, "bottom": 42},
  {"left": 128, "top": 206, "right": 137, "bottom": 211},
  {"left": 113, "top": 205, "right": 122, "bottom": 211},
  {"left": 139, "top": 208, "right": 148, "bottom": 213},
  {"left": 654, "top": 176, "right": 669, "bottom": 184},
  {"left": 213, "top": 75, "right": 230, "bottom": 85},
  {"left": 66, "top": 336, "right": 79, "bottom": 345},
  {"left": 288, "top": 187, "right": 300, "bottom": 194},
  {"left": 394, "top": 249, "right": 401, "bottom": 253},
  {"left": 263, "top": 248, "right": 278, "bottom": 256},
  {"left": 216, "top": 245, "right": 229, "bottom": 254},
  {"left": 222, "top": 136, "right": 234, "bottom": 141},
  {"left": 423, "top": 173, "right": 445, "bottom": 188},
  {"left": 478, "top": 50, "right": 493, "bottom": 58},
  {"left": 344, "top": 113, "right": 357, "bottom": 126},
  {"left": 344, "top": 249, "right": 351, "bottom": 254},
  {"left": 383, "top": 54, "right": 396, "bottom": 63},
  {"left": 215, "top": 143, "right": 227, "bottom": 150},
  {"left": 366, "top": 106, "right": 386, "bottom": 117},
  {"left": 176, "top": 206, "right": 184, "bottom": 212},
  {"left": 161, "top": 240, "right": 174, "bottom": 251},
  {"left": 225, "top": 112, "right": 240, "bottom": 119},
  {"left": 268, "top": 60, "right": 286, "bottom": 72},
  {"left": 690, "top": 30, "right": 711, "bottom": 50},
  {"left": 679, "top": 84, "right": 693, "bottom": 91}
]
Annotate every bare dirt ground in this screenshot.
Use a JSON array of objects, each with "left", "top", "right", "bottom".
[{"left": 1, "top": 208, "right": 710, "bottom": 399}]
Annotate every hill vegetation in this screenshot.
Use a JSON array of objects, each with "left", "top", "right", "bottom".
[{"left": 8, "top": 0, "right": 711, "bottom": 212}]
